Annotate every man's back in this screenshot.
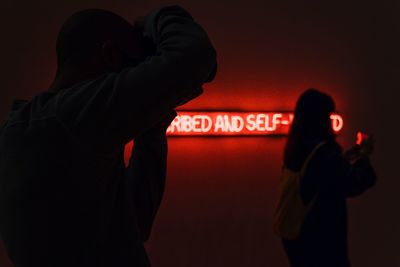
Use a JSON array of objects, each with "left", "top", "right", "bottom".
[{"left": 0, "top": 92, "right": 136, "bottom": 266}]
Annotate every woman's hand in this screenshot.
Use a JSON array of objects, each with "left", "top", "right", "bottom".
[
  {"left": 359, "top": 134, "right": 375, "bottom": 158},
  {"left": 344, "top": 134, "right": 375, "bottom": 162}
]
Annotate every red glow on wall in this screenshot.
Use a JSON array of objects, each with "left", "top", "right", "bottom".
[{"left": 166, "top": 111, "right": 344, "bottom": 136}]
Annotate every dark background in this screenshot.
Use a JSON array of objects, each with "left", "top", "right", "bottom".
[{"left": 0, "top": 0, "right": 399, "bottom": 266}]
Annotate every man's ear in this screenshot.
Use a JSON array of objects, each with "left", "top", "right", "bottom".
[{"left": 102, "top": 40, "right": 124, "bottom": 71}]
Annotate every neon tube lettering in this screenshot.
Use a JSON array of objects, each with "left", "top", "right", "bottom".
[{"left": 167, "top": 111, "right": 344, "bottom": 136}]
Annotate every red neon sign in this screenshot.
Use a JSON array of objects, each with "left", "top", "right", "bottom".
[{"left": 167, "top": 111, "right": 344, "bottom": 136}]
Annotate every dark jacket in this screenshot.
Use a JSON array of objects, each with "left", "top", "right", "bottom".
[
  {"left": 283, "top": 140, "right": 377, "bottom": 267},
  {"left": 0, "top": 6, "right": 216, "bottom": 267}
]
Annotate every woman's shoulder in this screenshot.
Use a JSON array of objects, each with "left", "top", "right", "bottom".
[
  {"left": 285, "top": 139, "right": 342, "bottom": 171},
  {"left": 312, "top": 140, "right": 343, "bottom": 168}
]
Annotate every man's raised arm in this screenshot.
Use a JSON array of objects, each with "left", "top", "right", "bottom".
[{"left": 56, "top": 6, "right": 216, "bottom": 149}]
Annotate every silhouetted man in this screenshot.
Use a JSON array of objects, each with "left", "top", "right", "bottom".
[{"left": 0, "top": 6, "right": 216, "bottom": 267}]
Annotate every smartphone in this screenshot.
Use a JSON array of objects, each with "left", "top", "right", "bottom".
[{"left": 356, "top": 131, "right": 369, "bottom": 145}]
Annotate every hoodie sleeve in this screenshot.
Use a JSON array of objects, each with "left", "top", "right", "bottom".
[
  {"left": 319, "top": 146, "right": 377, "bottom": 198},
  {"left": 125, "top": 131, "right": 168, "bottom": 242},
  {"left": 56, "top": 6, "right": 217, "bottom": 151},
  {"left": 124, "top": 111, "right": 176, "bottom": 242},
  {"left": 337, "top": 157, "right": 377, "bottom": 197}
]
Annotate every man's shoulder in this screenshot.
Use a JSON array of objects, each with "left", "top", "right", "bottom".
[{"left": 5, "top": 91, "right": 58, "bottom": 125}]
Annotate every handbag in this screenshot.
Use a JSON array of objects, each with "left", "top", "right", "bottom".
[{"left": 273, "top": 142, "right": 325, "bottom": 240}]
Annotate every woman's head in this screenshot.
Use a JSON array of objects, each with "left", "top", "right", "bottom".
[
  {"left": 284, "top": 89, "right": 337, "bottom": 166},
  {"left": 292, "top": 89, "right": 335, "bottom": 137}
]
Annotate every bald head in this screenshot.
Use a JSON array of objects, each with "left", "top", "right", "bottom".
[{"left": 56, "top": 9, "right": 143, "bottom": 69}]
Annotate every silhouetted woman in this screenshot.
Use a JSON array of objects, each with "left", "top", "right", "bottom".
[{"left": 274, "top": 89, "right": 376, "bottom": 267}]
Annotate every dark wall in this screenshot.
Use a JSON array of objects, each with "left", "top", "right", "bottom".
[{"left": 1, "top": 1, "right": 399, "bottom": 266}]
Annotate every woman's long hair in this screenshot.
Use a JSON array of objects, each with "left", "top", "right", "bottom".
[{"left": 284, "top": 89, "right": 338, "bottom": 169}]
